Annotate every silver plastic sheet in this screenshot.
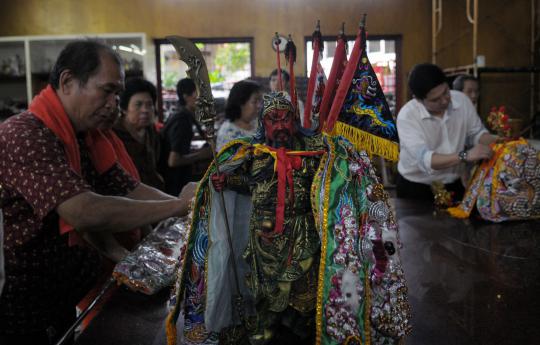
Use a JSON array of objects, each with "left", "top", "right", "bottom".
[{"left": 113, "top": 216, "right": 190, "bottom": 295}]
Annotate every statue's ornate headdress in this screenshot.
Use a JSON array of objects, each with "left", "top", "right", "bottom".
[{"left": 262, "top": 91, "right": 294, "bottom": 117}]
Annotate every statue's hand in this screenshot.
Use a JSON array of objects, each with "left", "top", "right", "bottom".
[{"left": 211, "top": 173, "right": 227, "bottom": 192}]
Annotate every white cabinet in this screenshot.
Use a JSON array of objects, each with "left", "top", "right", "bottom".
[
  {"left": 0, "top": 38, "right": 27, "bottom": 118},
  {"left": 0, "top": 33, "right": 147, "bottom": 118}
]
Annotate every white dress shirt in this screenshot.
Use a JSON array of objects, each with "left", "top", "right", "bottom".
[{"left": 397, "top": 90, "right": 488, "bottom": 184}]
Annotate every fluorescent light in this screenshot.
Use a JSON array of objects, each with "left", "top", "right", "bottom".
[{"left": 118, "top": 45, "right": 133, "bottom": 52}]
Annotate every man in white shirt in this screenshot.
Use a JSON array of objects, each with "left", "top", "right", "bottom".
[{"left": 396, "top": 63, "right": 497, "bottom": 201}]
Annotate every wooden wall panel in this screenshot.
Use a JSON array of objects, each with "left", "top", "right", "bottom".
[
  {"left": 436, "top": 0, "right": 532, "bottom": 68},
  {"left": 435, "top": 0, "right": 536, "bottom": 120},
  {"left": 0, "top": 0, "right": 535, "bottom": 115},
  {"left": 0, "top": 0, "right": 432, "bottom": 107}
]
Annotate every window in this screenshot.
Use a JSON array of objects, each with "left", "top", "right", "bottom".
[{"left": 155, "top": 38, "right": 254, "bottom": 121}]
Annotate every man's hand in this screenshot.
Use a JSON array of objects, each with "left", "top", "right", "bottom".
[
  {"left": 211, "top": 173, "right": 227, "bottom": 192},
  {"left": 466, "top": 143, "right": 493, "bottom": 162},
  {"left": 178, "top": 182, "right": 198, "bottom": 217},
  {"left": 179, "top": 181, "right": 197, "bottom": 199}
]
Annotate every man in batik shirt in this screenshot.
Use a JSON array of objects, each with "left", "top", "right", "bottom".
[{"left": 0, "top": 40, "right": 194, "bottom": 344}]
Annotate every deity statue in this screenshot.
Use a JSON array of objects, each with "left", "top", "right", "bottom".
[
  {"left": 166, "top": 92, "right": 411, "bottom": 345},
  {"left": 211, "top": 91, "right": 324, "bottom": 344}
]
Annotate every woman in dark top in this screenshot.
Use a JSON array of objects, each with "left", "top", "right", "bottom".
[
  {"left": 159, "top": 78, "right": 212, "bottom": 196},
  {"left": 114, "top": 78, "right": 164, "bottom": 191}
]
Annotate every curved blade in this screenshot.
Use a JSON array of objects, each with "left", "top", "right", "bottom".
[{"left": 166, "top": 35, "right": 216, "bottom": 139}]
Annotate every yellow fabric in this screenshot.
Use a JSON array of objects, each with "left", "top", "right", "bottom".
[
  {"left": 447, "top": 138, "right": 529, "bottom": 220},
  {"left": 327, "top": 121, "right": 400, "bottom": 162},
  {"left": 446, "top": 206, "right": 471, "bottom": 219}
]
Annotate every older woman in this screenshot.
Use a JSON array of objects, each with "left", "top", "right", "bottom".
[
  {"left": 216, "top": 79, "right": 262, "bottom": 151},
  {"left": 114, "top": 78, "right": 164, "bottom": 190}
]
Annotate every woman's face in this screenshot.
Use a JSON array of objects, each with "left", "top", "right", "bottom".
[
  {"left": 240, "top": 92, "right": 262, "bottom": 123},
  {"left": 124, "top": 92, "right": 155, "bottom": 130}
]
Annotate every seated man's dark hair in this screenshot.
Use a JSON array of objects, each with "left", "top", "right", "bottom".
[
  {"left": 176, "top": 78, "right": 197, "bottom": 106},
  {"left": 452, "top": 74, "right": 478, "bottom": 91},
  {"left": 408, "top": 63, "right": 447, "bottom": 100},
  {"left": 49, "top": 39, "right": 121, "bottom": 89}
]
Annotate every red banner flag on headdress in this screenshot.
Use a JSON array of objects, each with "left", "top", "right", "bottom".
[
  {"left": 324, "top": 15, "right": 399, "bottom": 161},
  {"left": 284, "top": 35, "right": 298, "bottom": 113},
  {"left": 303, "top": 21, "right": 327, "bottom": 130},
  {"left": 273, "top": 32, "right": 284, "bottom": 92},
  {"left": 318, "top": 25, "right": 348, "bottom": 131}
]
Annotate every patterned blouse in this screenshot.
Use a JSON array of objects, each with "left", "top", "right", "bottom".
[
  {"left": 216, "top": 119, "right": 257, "bottom": 152},
  {"left": 0, "top": 112, "right": 138, "bottom": 334}
]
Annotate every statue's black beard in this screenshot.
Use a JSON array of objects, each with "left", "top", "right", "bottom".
[{"left": 267, "top": 129, "right": 292, "bottom": 148}]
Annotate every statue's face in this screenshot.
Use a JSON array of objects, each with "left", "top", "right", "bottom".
[{"left": 263, "top": 108, "right": 296, "bottom": 147}]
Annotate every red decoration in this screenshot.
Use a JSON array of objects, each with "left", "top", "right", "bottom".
[{"left": 487, "top": 105, "right": 512, "bottom": 138}]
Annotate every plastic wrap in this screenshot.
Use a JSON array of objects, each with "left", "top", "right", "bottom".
[{"left": 113, "top": 216, "right": 190, "bottom": 295}]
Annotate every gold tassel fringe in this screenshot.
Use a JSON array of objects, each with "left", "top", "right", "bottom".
[{"left": 330, "top": 122, "right": 400, "bottom": 162}]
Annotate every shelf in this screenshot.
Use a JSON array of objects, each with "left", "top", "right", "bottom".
[
  {"left": 125, "top": 70, "right": 144, "bottom": 78},
  {"left": 477, "top": 66, "right": 540, "bottom": 74},
  {"left": 0, "top": 74, "right": 26, "bottom": 82},
  {"left": 31, "top": 72, "right": 49, "bottom": 81},
  {"left": 28, "top": 70, "right": 143, "bottom": 82},
  {"left": 1, "top": 33, "right": 147, "bottom": 105}
]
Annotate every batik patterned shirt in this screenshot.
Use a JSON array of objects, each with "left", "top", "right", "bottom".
[{"left": 0, "top": 112, "right": 138, "bottom": 334}]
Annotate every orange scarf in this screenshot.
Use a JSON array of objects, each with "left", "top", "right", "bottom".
[{"left": 29, "top": 85, "right": 140, "bottom": 245}]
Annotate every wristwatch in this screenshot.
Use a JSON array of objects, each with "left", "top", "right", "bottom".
[{"left": 458, "top": 150, "right": 468, "bottom": 162}]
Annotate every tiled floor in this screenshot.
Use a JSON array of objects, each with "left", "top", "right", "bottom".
[
  {"left": 76, "top": 198, "right": 540, "bottom": 345},
  {"left": 396, "top": 199, "right": 540, "bottom": 345}
]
